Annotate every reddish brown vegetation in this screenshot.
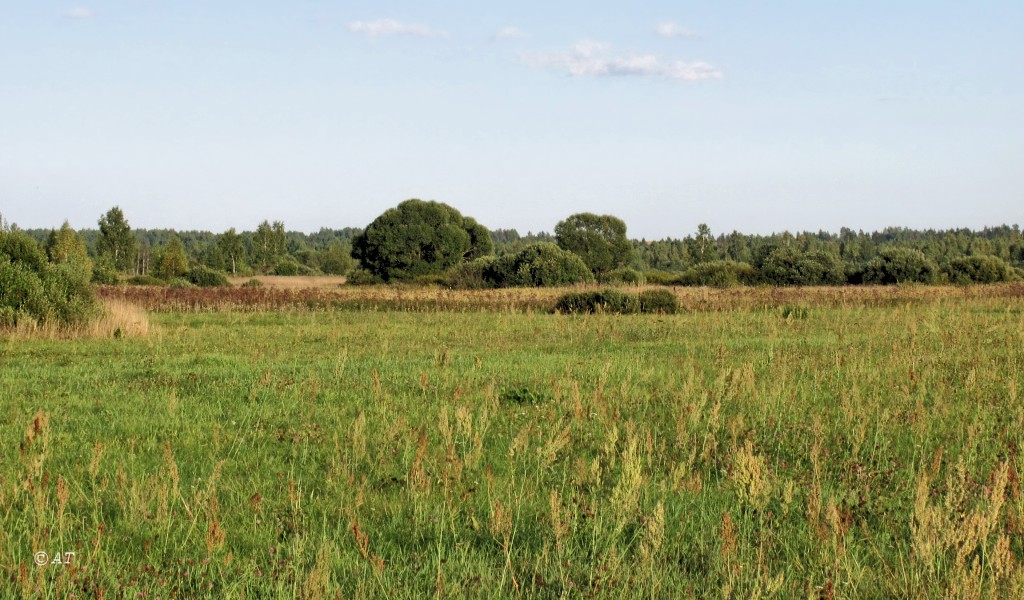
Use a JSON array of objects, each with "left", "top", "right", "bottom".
[{"left": 95, "top": 283, "right": 1024, "bottom": 313}]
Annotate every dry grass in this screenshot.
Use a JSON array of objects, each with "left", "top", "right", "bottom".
[
  {"left": 96, "top": 282, "right": 1024, "bottom": 313},
  {"left": 1, "top": 298, "right": 150, "bottom": 340},
  {"left": 226, "top": 275, "right": 347, "bottom": 289}
]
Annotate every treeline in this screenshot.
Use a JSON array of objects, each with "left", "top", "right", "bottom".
[{"left": 8, "top": 205, "right": 1024, "bottom": 288}]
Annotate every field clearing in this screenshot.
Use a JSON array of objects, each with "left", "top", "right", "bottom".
[
  {"left": 98, "top": 282, "right": 1024, "bottom": 313},
  {"left": 226, "top": 276, "right": 348, "bottom": 289},
  {"left": 2, "top": 290, "right": 1023, "bottom": 597}
]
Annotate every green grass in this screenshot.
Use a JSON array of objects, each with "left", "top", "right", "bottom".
[{"left": 1, "top": 296, "right": 1023, "bottom": 598}]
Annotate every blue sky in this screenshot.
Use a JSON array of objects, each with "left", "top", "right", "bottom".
[{"left": 1, "top": 1, "right": 1021, "bottom": 238}]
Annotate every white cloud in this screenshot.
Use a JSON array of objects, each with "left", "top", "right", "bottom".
[
  {"left": 525, "top": 40, "right": 722, "bottom": 82},
  {"left": 494, "top": 27, "right": 529, "bottom": 41},
  {"left": 347, "top": 18, "right": 447, "bottom": 38},
  {"left": 655, "top": 22, "right": 700, "bottom": 40},
  {"left": 63, "top": 7, "right": 95, "bottom": 19}
]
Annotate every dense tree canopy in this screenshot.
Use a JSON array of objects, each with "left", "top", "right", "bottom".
[
  {"left": 352, "top": 199, "right": 493, "bottom": 281},
  {"left": 555, "top": 213, "right": 632, "bottom": 275}
]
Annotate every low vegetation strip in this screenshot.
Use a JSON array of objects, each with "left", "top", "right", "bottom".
[{"left": 94, "top": 282, "right": 1024, "bottom": 313}]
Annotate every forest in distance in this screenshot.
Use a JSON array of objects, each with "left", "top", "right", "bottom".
[
  {"left": 10, "top": 201, "right": 1024, "bottom": 290},
  {"left": 12, "top": 202, "right": 1024, "bottom": 282}
]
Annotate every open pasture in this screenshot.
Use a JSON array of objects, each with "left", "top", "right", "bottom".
[{"left": 2, "top": 289, "right": 1023, "bottom": 598}]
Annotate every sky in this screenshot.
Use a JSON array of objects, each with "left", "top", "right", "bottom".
[{"left": 1, "top": 1, "right": 1022, "bottom": 238}]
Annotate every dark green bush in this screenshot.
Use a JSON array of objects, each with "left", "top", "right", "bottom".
[
  {"left": 91, "top": 256, "right": 121, "bottom": 285},
  {"left": 408, "top": 273, "right": 450, "bottom": 287},
  {"left": 639, "top": 289, "right": 679, "bottom": 314},
  {"left": 0, "top": 260, "right": 48, "bottom": 323},
  {"left": 759, "top": 248, "right": 846, "bottom": 286},
  {"left": 644, "top": 270, "right": 682, "bottom": 286},
  {"left": 186, "top": 265, "right": 231, "bottom": 287},
  {"left": 554, "top": 289, "right": 639, "bottom": 314},
  {"left": 485, "top": 243, "right": 594, "bottom": 287},
  {"left": 863, "top": 247, "right": 938, "bottom": 285},
  {"left": 346, "top": 269, "right": 384, "bottom": 286},
  {"left": 241, "top": 278, "right": 263, "bottom": 288},
  {"left": 0, "top": 229, "right": 97, "bottom": 328},
  {"left": 444, "top": 257, "right": 495, "bottom": 289},
  {"left": 945, "top": 255, "right": 1016, "bottom": 284},
  {"left": 168, "top": 278, "right": 195, "bottom": 289},
  {"left": 42, "top": 263, "right": 97, "bottom": 326},
  {"left": 0, "top": 230, "right": 48, "bottom": 273},
  {"left": 600, "top": 268, "right": 646, "bottom": 286},
  {"left": 272, "top": 257, "right": 301, "bottom": 276},
  {"left": 679, "top": 260, "right": 756, "bottom": 288},
  {"left": 127, "top": 274, "right": 167, "bottom": 286}
]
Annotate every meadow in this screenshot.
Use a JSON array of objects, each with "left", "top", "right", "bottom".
[{"left": 1, "top": 285, "right": 1023, "bottom": 598}]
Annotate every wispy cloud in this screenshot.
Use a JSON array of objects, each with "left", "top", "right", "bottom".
[
  {"left": 63, "top": 7, "right": 95, "bottom": 20},
  {"left": 525, "top": 40, "right": 722, "bottom": 82},
  {"left": 494, "top": 26, "right": 529, "bottom": 41},
  {"left": 347, "top": 18, "right": 447, "bottom": 38},
  {"left": 655, "top": 22, "right": 701, "bottom": 40}
]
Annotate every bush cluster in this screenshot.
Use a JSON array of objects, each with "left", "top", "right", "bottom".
[
  {"left": 127, "top": 274, "right": 166, "bottom": 286},
  {"left": 0, "top": 229, "right": 97, "bottom": 328},
  {"left": 186, "top": 265, "right": 231, "bottom": 287},
  {"left": 944, "top": 255, "right": 1017, "bottom": 284},
  {"left": 679, "top": 260, "right": 757, "bottom": 288},
  {"left": 485, "top": 243, "right": 595, "bottom": 288},
  {"left": 555, "top": 289, "right": 679, "bottom": 314},
  {"left": 599, "top": 268, "right": 646, "bottom": 285}
]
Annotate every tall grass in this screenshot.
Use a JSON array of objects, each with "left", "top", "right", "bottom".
[
  {"left": 2, "top": 298, "right": 149, "bottom": 340},
  {"left": 0, "top": 292, "right": 1021, "bottom": 597}
]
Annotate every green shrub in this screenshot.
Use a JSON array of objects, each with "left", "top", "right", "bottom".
[
  {"left": 644, "top": 270, "right": 682, "bottom": 286},
  {"left": 168, "top": 278, "right": 195, "bottom": 289},
  {"left": 485, "top": 243, "right": 594, "bottom": 287},
  {"left": 346, "top": 269, "right": 383, "bottom": 286},
  {"left": 445, "top": 257, "right": 496, "bottom": 290},
  {"left": 272, "top": 257, "right": 301, "bottom": 276},
  {"left": 863, "top": 247, "right": 938, "bottom": 285},
  {"left": 945, "top": 255, "right": 1016, "bottom": 284},
  {"left": 241, "top": 278, "right": 263, "bottom": 288},
  {"left": 0, "top": 229, "right": 97, "bottom": 328},
  {"left": 0, "top": 260, "right": 48, "bottom": 324},
  {"left": 0, "top": 230, "right": 48, "bottom": 273},
  {"left": 41, "top": 262, "right": 97, "bottom": 326},
  {"left": 680, "top": 260, "right": 756, "bottom": 288},
  {"left": 758, "top": 248, "right": 846, "bottom": 286},
  {"left": 91, "top": 256, "right": 121, "bottom": 285},
  {"left": 639, "top": 289, "right": 679, "bottom": 314},
  {"left": 600, "top": 268, "right": 646, "bottom": 285},
  {"left": 186, "top": 265, "right": 231, "bottom": 287},
  {"left": 127, "top": 274, "right": 167, "bottom": 286},
  {"left": 554, "top": 289, "right": 639, "bottom": 314},
  {"left": 408, "top": 274, "right": 450, "bottom": 287}
]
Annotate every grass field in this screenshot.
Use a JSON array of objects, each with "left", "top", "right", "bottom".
[{"left": 2, "top": 287, "right": 1023, "bottom": 598}]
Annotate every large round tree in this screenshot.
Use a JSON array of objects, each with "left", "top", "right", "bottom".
[
  {"left": 352, "top": 199, "right": 492, "bottom": 281},
  {"left": 554, "top": 213, "right": 632, "bottom": 275}
]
